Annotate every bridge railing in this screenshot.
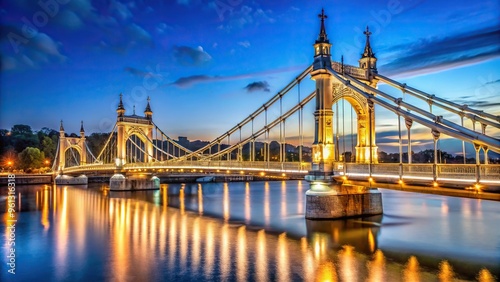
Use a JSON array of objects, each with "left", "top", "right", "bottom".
[
  {"left": 61, "top": 163, "right": 116, "bottom": 173},
  {"left": 334, "top": 162, "right": 500, "bottom": 184},
  {"left": 122, "top": 161, "right": 311, "bottom": 173}
]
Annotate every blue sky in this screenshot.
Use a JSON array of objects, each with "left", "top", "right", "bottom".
[{"left": 1, "top": 0, "right": 499, "bottom": 154}]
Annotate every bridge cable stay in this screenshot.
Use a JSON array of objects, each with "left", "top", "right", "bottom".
[
  {"left": 125, "top": 134, "right": 159, "bottom": 163},
  {"left": 199, "top": 91, "right": 316, "bottom": 161},
  {"left": 66, "top": 140, "right": 80, "bottom": 167},
  {"left": 151, "top": 122, "right": 202, "bottom": 159},
  {"left": 93, "top": 123, "right": 118, "bottom": 163},
  {"left": 51, "top": 139, "right": 60, "bottom": 171},
  {"left": 133, "top": 128, "right": 180, "bottom": 160},
  {"left": 332, "top": 71, "right": 500, "bottom": 153},
  {"left": 85, "top": 142, "right": 98, "bottom": 164},
  {"left": 376, "top": 74, "right": 500, "bottom": 128},
  {"left": 176, "top": 65, "right": 313, "bottom": 161},
  {"left": 343, "top": 73, "right": 500, "bottom": 149}
]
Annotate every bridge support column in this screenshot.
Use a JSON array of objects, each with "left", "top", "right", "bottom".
[
  {"left": 110, "top": 172, "right": 160, "bottom": 191},
  {"left": 474, "top": 143, "right": 481, "bottom": 183},
  {"left": 305, "top": 181, "right": 383, "bottom": 219},
  {"left": 432, "top": 130, "right": 440, "bottom": 182}
]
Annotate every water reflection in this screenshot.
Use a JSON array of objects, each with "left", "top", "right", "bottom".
[
  {"left": 0, "top": 183, "right": 498, "bottom": 281},
  {"left": 306, "top": 215, "right": 382, "bottom": 254}
]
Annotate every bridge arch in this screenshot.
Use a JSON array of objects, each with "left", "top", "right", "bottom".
[
  {"left": 125, "top": 130, "right": 148, "bottom": 163},
  {"left": 64, "top": 146, "right": 82, "bottom": 167},
  {"left": 330, "top": 84, "right": 377, "bottom": 164}
]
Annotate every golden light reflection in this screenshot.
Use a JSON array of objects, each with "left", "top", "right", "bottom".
[
  {"left": 245, "top": 183, "right": 251, "bottom": 223},
  {"left": 41, "top": 187, "right": 50, "bottom": 230},
  {"left": 179, "top": 188, "right": 185, "bottom": 215},
  {"left": 192, "top": 217, "right": 200, "bottom": 271},
  {"left": 149, "top": 208, "right": 157, "bottom": 252},
  {"left": 366, "top": 249, "right": 385, "bottom": 282},
  {"left": 301, "top": 237, "right": 315, "bottom": 280},
  {"left": 55, "top": 187, "right": 68, "bottom": 280},
  {"left": 204, "top": 221, "right": 214, "bottom": 279},
  {"left": 338, "top": 245, "right": 356, "bottom": 282},
  {"left": 168, "top": 213, "right": 177, "bottom": 270},
  {"left": 237, "top": 226, "right": 248, "bottom": 281},
  {"left": 256, "top": 230, "right": 267, "bottom": 281},
  {"left": 264, "top": 182, "right": 270, "bottom": 225},
  {"left": 281, "top": 181, "right": 287, "bottom": 217},
  {"left": 438, "top": 260, "right": 455, "bottom": 282},
  {"left": 197, "top": 184, "right": 203, "bottom": 215},
  {"left": 441, "top": 200, "right": 449, "bottom": 214},
  {"left": 223, "top": 183, "right": 230, "bottom": 221},
  {"left": 315, "top": 261, "right": 337, "bottom": 282},
  {"left": 180, "top": 215, "right": 188, "bottom": 269},
  {"left": 162, "top": 184, "right": 168, "bottom": 211},
  {"left": 112, "top": 198, "right": 130, "bottom": 282},
  {"left": 220, "top": 224, "right": 230, "bottom": 281},
  {"left": 403, "top": 256, "right": 420, "bottom": 282},
  {"left": 462, "top": 199, "right": 471, "bottom": 219},
  {"left": 277, "top": 233, "right": 290, "bottom": 282},
  {"left": 298, "top": 180, "right": 303, "bottom": 214},
  {"left": 312, "top": 233, "right": 328, "bottom": 260},
  {"left": 53, "top": 184, "right": 57, "bottom": 215},
  {"left": 159, "top": 207, "right": 167, "bottom": 256},
  {"left": 477, "top": 268, "right": 495, "bottom": 282},
  {"left": 368, "top": 229, "right": 375, "bottom": 253}
]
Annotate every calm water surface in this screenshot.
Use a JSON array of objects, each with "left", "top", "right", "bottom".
[{"left": 1, "top": 180, "right": 499, "bottom": 281}]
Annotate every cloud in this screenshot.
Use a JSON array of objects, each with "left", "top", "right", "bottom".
[
  {"left": 124, "top": 67, "right": 164, "bottom": 80},
  {"left": 173, "top": 45, "right": 212, "bottom": 66},
  {"left": 55, "top": 10, "right": 84, "bottom": 29},
  {"left": 238, "top": 40, "right": 250, "bottom": 48},
  {"left": 217, "top": 5, "right": 275, "bottom": 31},
  {"left": 156, "top": 22, "right": 173, "bottom": 34},
  {"left": 244, "top": 81, "right": 270, "bottom": 92},
  {"left": 169, "top": 75, "right": 218, "bottom": 87},
  {"left": 109, "top": 0, "right": 133, "bottom": 21},
  {"left": 167, "top": 64, "right": 307, "bottom": 88},
  {"left": 484, "top": 79, "right": 500, "bottom": 85},
  {"left": 0, "top": 26, "right": 66, "bottom": 70},
  {"left": 379, "top": 25, "right": 500, "bottom": 77},
  {"left": 126, "top": 23, "right": 153, "bottom": 46}
]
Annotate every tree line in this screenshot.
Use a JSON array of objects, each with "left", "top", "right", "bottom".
[{"left": 0, "top": 124, "right": 110, "bottom": 173}]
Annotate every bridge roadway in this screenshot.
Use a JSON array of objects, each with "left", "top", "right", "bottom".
[{"left": 61, "top": 161, "right": 500, "bottom": 190}]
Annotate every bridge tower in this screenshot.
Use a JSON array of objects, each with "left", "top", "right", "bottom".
[
  {"left": 111, "top": 94, "right": 159, "bottom": 191},
  {"left": 115, "top": 94, "right": 154, "bottom": 167},
  {"left": 306, "top": 9, "right": 383, "bottom": 219},
  {"left": 310, "top": 8, "right": 335, "bottom": 175},
  {"left": 57, "top": 120, "right": 87, "bottom": 172}
]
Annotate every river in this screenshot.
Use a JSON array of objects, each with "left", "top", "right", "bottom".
[{"left": 1, "top": 180, "right": 499, "bottom": 281}]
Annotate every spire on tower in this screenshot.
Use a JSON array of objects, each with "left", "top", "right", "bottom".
[
  {"left": 117, "top": 93, "right": 125, "bottom": 117},
  {"left": 60, "top": 120, "right": 64, "bottom": 131},
  {"left": 316, "top": 8, "right": 329, "bottom": 43},
  {"left": 80, "top": 120, "right": 85, "bottom": 133},
  {"left": 144, "top": 96, "right": 153, "bottom": 120},
  {"left": 362, "top": 26, "right": 375, "bottom": 58}
]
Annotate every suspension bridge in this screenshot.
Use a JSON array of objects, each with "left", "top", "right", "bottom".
[{"left": 53, "top": 10, "right": 500, "bottom": 193}]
